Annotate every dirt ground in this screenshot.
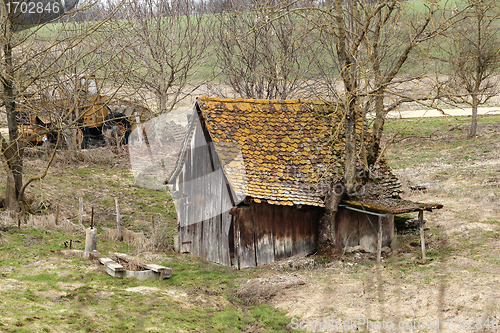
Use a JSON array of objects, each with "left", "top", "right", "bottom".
[{"left": 236, "top": 122, "right": 500, "bottom": 332}]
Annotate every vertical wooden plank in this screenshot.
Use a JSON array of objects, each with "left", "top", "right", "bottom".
[
  {"left": 213, "top": 217, "right": 219, "bottom": 264},
  {"left": 192, "top": 221, "right": 199, "bottom": 257},
  {"left": 234, "top": 214, "right": 241, "bottom": 269},
  {"left": 236, "top": 206, "right": 256, "bottom": 268},
  {"left": 181, "top": 224, "right": 191, "bottom": 254},
  {"left": 383, "top": 214, "right": 395, "bottom": 248},
  {"left": 194, "top": 119, "right": 209, "bottom": 261},
  {"left": 291, "top": 208, "right": 300, "bottom": 255},
  {"left": 273, "top": 205, "right": 286, "bottom": 261},
  {"left": 254, "top": 203, "right": 275, "bottom": 266},
  {"left": 200, "top": 129, "right": 208, "bottom": 260},
  {"left": 178, "top": 170, "right": 186, "bottom": 227},
  {"left": 289, "top": 207, "right": 309, "bottom": 256},
  {"left": 194, "top": 122, "right": 204, "bottom": 239},
  {"left": 358, "top": 211, "right": 377, "bottom": 253},
  {"left": 181, "top": 224, "right": 186, "bottom": 253},
  {"left": 212, "top": 160, "right": 223, "bottom": 264},
  {"left": 419, "top": 210, "right": 426, "bottom": 260},
  {"left": 313, "top": 208, "right": 321, "bottom": 251},
  {"left": 206, "top": 220, "right": 211, "bottom": 262},
  {"left": 295, "top": 208, "right": 305, "bottom": 255},
  {"left": 215, "top": 215, "right": 221, "bottom": 265},
  {"left": 210, "top": 218, "right": 215, "bottom": 263},
  {"left": 222, "top": 211, "right": 232, "bottom": 266},
  {"left": 217, "top": 139, "right": 233, "bottom": 266},
  {"left": 186, "top": 132, "right": 195, "bottom": 232},
  {"left": 335, "top": 208, "right": 360, "bottom": 250},
  {"left": 283, "top": 206, "right": 293, "bottom": 258},
  {"left": 304, "top": 207, "right": 319, "bottom": 253}
]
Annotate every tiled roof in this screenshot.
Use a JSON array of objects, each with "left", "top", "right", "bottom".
[
  {"left": 198, "top": 97, "right": 336, "bottom": 206},
  {"left": 196, "top": 96, "right": 402, "bottom": 207}
]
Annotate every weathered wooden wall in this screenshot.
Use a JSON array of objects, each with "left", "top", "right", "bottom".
[
  {"left": 335, "top": 208, "right": 394, "bottom": 253},
  {"left": 234, "top": 202, "right": 322, "bottom": 269},
  {"left": 173, "top": 112, "right": 233, "bottom": 266}
]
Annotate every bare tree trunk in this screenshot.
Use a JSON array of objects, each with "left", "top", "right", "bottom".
[
  {"left": 158, "top": 94, "right": 167, "bottom": 114},
  {"left": 469, "top": 94, "right": 478, "bottom": 138},
  {"left": 2, "top": 41, "right": 23, "bottom": 211},
  {"left": 64, "top": 128, "right": 79, "bottom": 150},
  {"left": 318, "top": 184, "right": 344, "bottom": 248},
  {"left": 368, "top": 12, "right": 384, "bottom": 165},
  {"left": 369, "top": 94, "right": 385, "bottom": 165},
  {"left": 334, "top": 0, "right": 358, "bottom": 194},
  {"left": 344, "top": 98, "right": 357, "bottom": 194}
]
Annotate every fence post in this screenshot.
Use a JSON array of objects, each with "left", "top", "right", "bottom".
[{"left": 419, "top": 210, "right": 427, "bottom": 260}]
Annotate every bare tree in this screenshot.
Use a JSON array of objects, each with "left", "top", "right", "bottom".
[
  {"left": 0, "top": 1, "right": 120, "bottom": 211},
  {"left": 99, "top": 0, "right": 212, "bottom": 114},
  {"left": 296, "top": 1, "right": 466, "bottom": 191},
  {"left": 215, "top": 0, "right": 315, "bottom": 99},
  {"left": 440, "top": 0, "right": 500, "bottom": 138},
  {"left": 266, "top": 0, "right": 468, "bottom": 246}
]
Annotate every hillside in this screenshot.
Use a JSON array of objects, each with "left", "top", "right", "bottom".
[{"left": 0, "top": 114, "right": 498, "bottom": 332}]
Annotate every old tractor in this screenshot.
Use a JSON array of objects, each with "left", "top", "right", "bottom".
[{"left": 18, "top": 75, "right": 150, "bottom": 148}]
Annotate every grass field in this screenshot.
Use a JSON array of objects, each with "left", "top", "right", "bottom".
[
  {"left": 0, "top": 149, "right": 293, "bottom": 332},
  {"left": 15, "top": 0, "right": 474, "bottom": 89}
]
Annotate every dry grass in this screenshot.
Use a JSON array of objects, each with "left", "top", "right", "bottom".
[
  {"left": 101, "top": 221, "right": 172, "bottom": 253},
  {"left": 101, "top": 227, "right": 147, "bottom": 249},
  {"left": 0, "top": 211, "right": 84, "bottom": 234}
]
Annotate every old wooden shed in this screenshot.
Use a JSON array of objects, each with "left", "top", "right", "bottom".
[{"left": 168, "top": 97, "right": 441, "bottom": 268}]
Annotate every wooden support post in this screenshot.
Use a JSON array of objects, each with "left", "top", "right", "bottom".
[
  {"left": 91, "top": 207, "right": 94, "bottom": 229},
  {"left": 419, "top": 210, "right": 426, "bottom": 260},
  {"left": 86, "top": 207, "right": 97, "bottom": 253},
  {"left": 377, "top": 215, "right": 383, "bottom": 263},
  {"left": 85, "top": 228, "right": 97, "bottom": 252},
  {"left": 115, "top": 198, "right": 122, "bottom": 241},
  {"left": 78, "top": 197, "right": 83, "bottom": 226},
  {"left": 55, "top": 205, "right": 60, "bottom": 226}
]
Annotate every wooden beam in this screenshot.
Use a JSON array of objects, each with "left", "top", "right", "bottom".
[
  {"left": 342, "top": 200, "right": 392, "bottom": 214},
  {"left": 106, "top": 262, "right": 125, "bottom": 273},
  {"left": 113, "top": 252, "right": 172, "bottom": 278},
  {"left": 339, "top": 203, "right": 391, "bottom": 217}
]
